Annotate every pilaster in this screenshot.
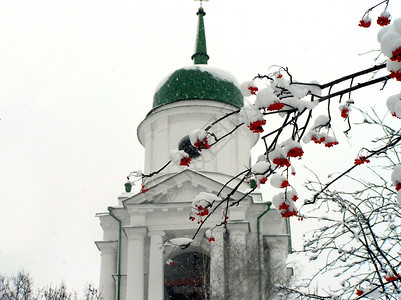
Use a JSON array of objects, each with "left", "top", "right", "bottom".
[
  {"left": 227, "top": 222, "right": 250, "bottom": 300},
  {"left": 147, "top": 230, "right": 165, "bottom": 300},
  {"left": 95, "top": 241, "right": 118, "bottom": 300},
  {"left": 209, "top": 227, "right": 226, "bottom": 300},
  {"left": 124, "top": 227, "right": 148, "bottom": 300}
]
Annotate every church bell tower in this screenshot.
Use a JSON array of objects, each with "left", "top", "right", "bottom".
[{"left": 95, "top": 5, "right": 291, "bottom": 300}]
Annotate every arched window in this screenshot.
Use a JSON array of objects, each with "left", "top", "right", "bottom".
[
  {"left": 178, "top": 135, "right": 201, "bottom": 159},
  {"left": 164, "top": 251, "right": 210, "bottom": 300}
]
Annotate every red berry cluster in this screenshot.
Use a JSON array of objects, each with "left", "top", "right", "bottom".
[
  {"left": 259, "top": 177, "right": 267, "bottom": 184},
  {"left": 280, "top": 180, "right": 290, "bottom": 188},
  {"left": 377, "top": 15, "right": 391, "bottom": 26},
  {"left": 194, "top": 137, "right": 211, "bottom": 150},
  {"left": 267, "top": 102, "right": 285, "bottom": 111},
  {"left": 396, "top": 182, "right": 401, "bottom": 191},
  {"left": 248, "top": 119, "right": 266, "bottom": 133},
  {"left": 325, "top": 141, "right": 339, "bottom": 148},
  {"left": 354, "top": 156, "right": 370, "bottom": 165},
  {"left": 391, "top": 47, "right": 401, "bottom": 62},
  {"left": 359, "top": 19, "right": 371, "bottom": 28},
  {"left": 311, "top": 135, "right": 325, "bottom": 144},
  {"left": 141, "top": 185, "right": 149, "bottom": 193},
  {"left": 341, "top": 107, "right": 349, "bottom": 119},
  {"left": 390, "top": 70, "right": 401, "bottom": 81},
  {"left": 273, "top": 157, "right": 291, "bottom": 168},
  {"left": 384, "top": 274, "right": 400, "bottom": 282},
  {"left": 287, "top": 147, "right": 304, "bottom": 158},
  {"left": 189, "top": 201, "right": 211, "bottom": 224},
  {"left": 359, "top": 11, "right": 391, "bottom": 28},
  {"left": 278, "top": 201, "right": 298, "bottom": 218},
  {"left": 179, "top": 157, "right": 191, "bottom": 166},
  {"left": 248, "top": 86, "right": 258, "bottom": 95}
]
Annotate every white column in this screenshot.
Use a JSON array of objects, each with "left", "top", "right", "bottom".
[
  {"left": 210, "top": 227, "right": 226, "bottom": 300},
  {"left": 95, "top": 241, "right": 118, "bottom": 300},
  {"left": 227, "top": 222, "right": 249, "bottom": 300},
  {"left": 124, "top": 227, "right": 148, "bottom": 300},
  {"left": 263, "top": 235, "right": 290, "bottom": 300},
  {"left": 147, "top": 230, "right": 165, "bottom": 300}
]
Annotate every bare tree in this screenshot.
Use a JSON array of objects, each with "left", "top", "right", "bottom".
[
  {"left": 0, "top": 272, "right": 102, "bottom": 300},
  {"left": 277, "top": 111, "right": 401, "bottom": 299},
  {"left": 0, "top": 271, "right": 33, "bottom": 300}
]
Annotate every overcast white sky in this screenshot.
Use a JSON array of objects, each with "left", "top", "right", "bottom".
[{"left": 1, "top": 0, "right": 400, "bottom": 293}]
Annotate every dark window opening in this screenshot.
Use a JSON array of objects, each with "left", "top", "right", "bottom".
[
  {"left": 178, "top": 136, "right": 201, "bottom": 159},
  {"left": 164, "top": 251, "right": 210, "bottom": 300}
]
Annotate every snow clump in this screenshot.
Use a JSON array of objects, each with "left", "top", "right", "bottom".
[
  {"left": 386, "top": 92, "right": 401, "bottom": 117},
  {"left": 170, "top": 150, "right": 191, "bottom": 166},
  {"left": 378, "top": 18, "right": 401, "bottom": 81}
]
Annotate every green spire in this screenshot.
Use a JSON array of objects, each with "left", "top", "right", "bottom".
[{"left": 191, "top": 7, "right": 209, "bottom": 65}]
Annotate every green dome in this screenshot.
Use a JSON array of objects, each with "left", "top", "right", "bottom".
[{"left": 152, "top": 66, "right": 244, "bottom": 109}]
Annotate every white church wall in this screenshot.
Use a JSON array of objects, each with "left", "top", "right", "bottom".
[{"left": 137, "top": 100, "right": 258, "bottom": 180}]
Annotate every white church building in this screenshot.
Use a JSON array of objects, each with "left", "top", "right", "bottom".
[{"left": 95, "top": 6, "right": 290, "bottom": 300}]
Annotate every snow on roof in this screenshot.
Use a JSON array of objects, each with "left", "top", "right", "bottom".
[{"left": 154, "top": 65, "right": 240, "bottom": 94}]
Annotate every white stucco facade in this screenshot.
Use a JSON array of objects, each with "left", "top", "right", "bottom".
[{"left": 95, "top": 99, "right": 291, "bottom": 300}]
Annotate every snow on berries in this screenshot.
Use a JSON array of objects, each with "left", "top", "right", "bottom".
[
  {"left": 254, "top": 87, "right": 283, "bottom": 111},
  {"left": 339, "top": 104, "right": 351, "bottom": 119},
  {"left": 270, "top": 174, "right": 290, "bottom": 189},
  {"left": 378, "top": 18, "right": 401, "bottom": 80},
  {"left": 268, "top": 139, "right": 304, "bottom": 169},
  {"left": 305, "top": 133, "right": 326, "bottom": 144},
  {"left": 284, "top": 139, "right": 304, "bottom": 158},
  {"left": 377, "top": 11, "right": 391, "bottom": 26},
  {"left": 251, "top": 160, "right": 271, "bottom": 185},
  {"left": 189, "top": 192, "right": 220, "bottom": 224},
  {"left": 303, "top": 115, "right": 339, "bottom": 148},
  {"left": 269, "top": 148, "right": 291, "bottom": 168},
  {"left": 239, "top": 104, "right": 266, "bottom": 133},
  {"left": 272, "top": 192, "right": 298, "bottom": 218},
  {"left": 391, "top": 165, "right": 401, "bottom": 192},
  {"left": 170, "top": 150, "right": 191, "bottom": 167},
  {"left": 166, "top": 259, "right": 174, "bottom": 266},
  {"left": 359, "top": 15, "right": 372, "bottom": 28},
  {"left": 386, "top": 92, "right": 401, "bottom": 117},
  {"left": 189, "top": 129, "right": 211, "bottom": 150},
  {"left": 240, "top": 81, "right": 258, "bottom": 97},
  {"left": 324, "top": 136, "right": 339, "bottom": 148}
]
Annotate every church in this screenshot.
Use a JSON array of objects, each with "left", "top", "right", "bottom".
[{"left": 95, "top": 4, "right": 291, "bottom": 300}]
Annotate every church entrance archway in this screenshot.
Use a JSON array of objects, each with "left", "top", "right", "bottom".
[{"left": 164, "top": 250, "right": 210, "bottom": 299}]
